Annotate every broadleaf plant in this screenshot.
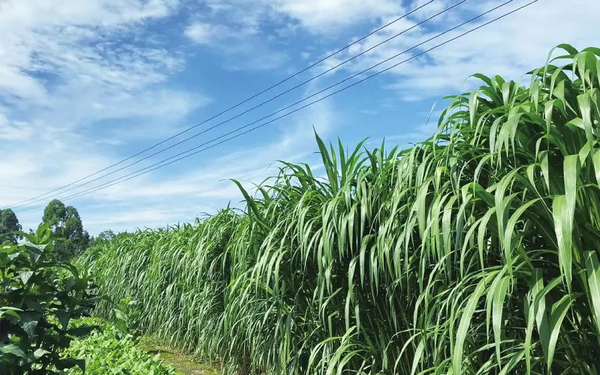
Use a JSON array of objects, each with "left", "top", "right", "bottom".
[{"left": 0, "top": 224, "right": 99, "bottom": 374}]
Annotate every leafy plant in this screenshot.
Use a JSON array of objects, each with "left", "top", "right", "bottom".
[
  {"left": 106, "top": 296, "right": 142, "bottom": 339},
  {"left": 0, "top": 224, "right": 99, "bottom": 374},
  {"left": 81, "top": 45, "right": 600, "bottom": 374},
  {"left": 62, "top": 318, "right": 180, "bottom": 375}
]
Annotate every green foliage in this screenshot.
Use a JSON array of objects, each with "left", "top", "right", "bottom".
[
  {"left": 81, "top": 45, "right": 600, "bottom": 374},
  {"left": 0, "top": 208, "right": 22, "bottom": 245},
  {"left": 96, "top": 230, "right": 115, "bottom": 244},
  {"left": 42, "top": 200, "right": 90, "bottom": 261},
  {"left": 87, "top": 230, "right": 117, "bottom": 249},
  {"left": 105, "top": 296, "right": 143, "bottom": 339},
  {"left": 0, "top": 224, "right": 99, "bottom": 374},
  {"left": 62, "top": 318, "right": 180, "bottom": 375}
]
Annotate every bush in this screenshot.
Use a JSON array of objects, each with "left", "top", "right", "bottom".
[
  {"left": 0, "top": 224, "right": 99, "bottom": 374},
  {"left": 62, "top": 318, "right": 180, "bottom": 375}
]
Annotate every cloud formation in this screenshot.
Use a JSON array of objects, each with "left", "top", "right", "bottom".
[
  {"left": 324, "top": 0, "right": 600, "bottom": 100},
  {"left": 2, "top": 0, "right": 598, "bottom": 236},
  {"left": 0, "top": 0, "right": 204, "bottom": 232}
]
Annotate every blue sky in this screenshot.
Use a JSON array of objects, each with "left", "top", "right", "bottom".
[{"left": 0, "top": 0, "right": 598, "bottom": 234}]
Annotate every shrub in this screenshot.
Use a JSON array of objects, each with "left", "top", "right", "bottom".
[
  {"left": 62, "top": 318, "right": 180, "bottom": 375},
  {"left": 0, "top": 224, "right": 99, "bottom": 374}
]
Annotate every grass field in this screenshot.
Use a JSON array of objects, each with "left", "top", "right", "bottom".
[{"left": 80, "top": 44, "right": 600, "bottom": 374}]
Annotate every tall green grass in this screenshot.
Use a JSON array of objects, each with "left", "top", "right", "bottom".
[{"left": 80, "top": 44, "right": 600, "bottom": 374}]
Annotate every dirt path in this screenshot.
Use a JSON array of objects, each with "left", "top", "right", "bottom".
[{"left": 143, "top": 340, "right": 220, "bottom": 375}]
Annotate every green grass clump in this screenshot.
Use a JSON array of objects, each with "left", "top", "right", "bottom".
[
  {"left": 80, "top": 44, "right": 600, "bottom": 374},
  {"left": 62, "top": 319, "right": 180, "bottom": 375}
]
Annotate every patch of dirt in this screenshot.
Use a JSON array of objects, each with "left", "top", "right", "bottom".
[{"left": 143, "top": 340, "right": 220, "bottom": 375}]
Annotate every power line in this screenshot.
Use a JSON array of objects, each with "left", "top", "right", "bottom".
[
  {"left": 12, "top": 0, "right": 468, "bottom": 211},
  {"left": 8, "top": 0, "right": 437, "bottom": 209},
  {"left": 15, "top": 0, "right": 537, "bottom": 213},
  {"left": 15, "top": 0, "right": 533, "bottom": 212},
  {"left": 10, "top": 0, "right": 467, "bottom": 210},
  {"left": 11, "top": 0, "right": 464, "bottom": 210}
]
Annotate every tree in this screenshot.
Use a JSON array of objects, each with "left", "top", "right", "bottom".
[
  {"left": 0, "top": 208, "right": 22, "bottom": 244},
  {"left": 42, "top": 199, "right": 90, "bottom": 260},
  {"left": 97, "top": 229, "right": 115, "bottom": 243}
]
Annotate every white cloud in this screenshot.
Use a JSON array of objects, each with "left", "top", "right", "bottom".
[
  {"left": 39, "top": 86, "right": 336, "bottom": 235},
  {"left": 83, "top": 206, "right": 208, "bottom": 229},
  {"left": 324, "top": 0, "right": 600, "bottom": 99},
  {"left": 0, "top": 0, "right": 197, "bottom": 129},
  {"left": 6, "top": 0, "right": 597, "bottom": 237},
  {"left": 184, "top": 22, "right": 236, "bottom": 45},
  {"left": 185, "top": 15, "right": 288, "bottom": 70},
  {"left": 183, "top": 0, "right": 411, "bottom": 70},
  {"left": 0, "top": 0, "right": 209, "bottom": 233},
  {"left": 0, "top": 111, "right": 33, "bottom": 141},
  {"left": 0, "top": 0, "right": 180, "bottom": 99},
  {"left": 0, "top": 0, "right": 351, "bottom": 235},
  {"left": 264, "top": 0, "right": 402, "bottom": 32}
]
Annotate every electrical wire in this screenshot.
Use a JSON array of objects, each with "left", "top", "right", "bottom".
[
  {"left": 11, "top": 0, "right": 467, "bottom": 210},
  {"left": 15, "top": 0, "right": 538, "bottom": 212},
  {"left": 8, "top": 0, "right": 437, "bottom": 208}
]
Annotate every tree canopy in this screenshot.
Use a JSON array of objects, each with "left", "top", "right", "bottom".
[
  {"left": 42, "top": 199, "right": 90, "bottom": 260},
  {"left": 98, "top": 229, "right": 115, "bottom": 242},
  {"left": 0, "top": 208, "right": 22, "bottom": 244}
]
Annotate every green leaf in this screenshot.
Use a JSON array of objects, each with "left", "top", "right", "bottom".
[
  {"left": 114, "top": 309, "right": 127, "bottom": 322},
  {"left": 19, "top": 270, "right": 34, "bottom": 285},
  {"left": 453, "top": 276, "right": 489, "bottom": 374},
  {"left": 552, "top": 195, "right": 573, "bottom": 289},
  {"left": 1, "top": 344, "right": 28, "bottom": 359},
  {"left": 546, "top": 295, "right": 572, "bottom": 371},
  {"left": 19, "top": 311, "right": 41, "bottom": 338},
  {"left": 577, "top": 93, "right": 594, "bottom": 148},
  {"left": 55, "top": 310, "right": 71, "bottom": 330},
  {"left": 410, "top": 339, "right": 425, "bottom": 375},
  {"left": 315, "top": 131, "right": 339, "bottom": 193},
  {"left": 0, "top": 307, "right": 22, "bottom": 319},
  {"left": 231, "top": 179, "right": 268, "bottom": 231},
  {"left": 33, "top": 348, "right": 50, "bottom": 359},
  {"left": 593, "top": 149, "right": 600, "bottom": 186},
  {"left": 585, "top": 252, "right": 600, "bottom": 334},
  {"left": 492, "top": 275, "right": 510, "bottom": 369}
]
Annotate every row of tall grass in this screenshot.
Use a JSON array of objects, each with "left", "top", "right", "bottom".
[{"left": 80, "top": 45, "right": 600, "bottom": 374}]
